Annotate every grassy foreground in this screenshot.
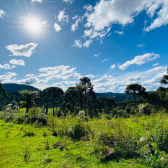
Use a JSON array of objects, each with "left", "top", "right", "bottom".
[{"left": 0, "top": 110, "right": 168, "bottom": 167}]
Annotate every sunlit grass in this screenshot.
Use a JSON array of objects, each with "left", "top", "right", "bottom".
[{"left": 0, "top": 111, "right": 168, "bottom": 167}]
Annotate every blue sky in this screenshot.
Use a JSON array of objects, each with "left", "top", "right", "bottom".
[{"left": 0, "top": 0, "right": 168, "bottom": 92}]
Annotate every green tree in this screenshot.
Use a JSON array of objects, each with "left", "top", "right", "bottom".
[
  {"left": 125, "top": 84, "right": 144, "bottom": 108},
  {"left": 42, "top": 87, "right": 64, "bottom": 116},
  {"left": 0, "top": 82, "right": 9, "bottom": 110},
  {"left": 75, "top": 83, "right": 88, "bottom": 111},
  {"left": 63, "top": 87, "right": 77, "bottom": 113},
  {"left": 19, "top": 90, "right": 38, "bottom": 114}
]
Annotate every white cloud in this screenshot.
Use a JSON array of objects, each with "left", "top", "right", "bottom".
[
  {"left": 146, "top": 1, "right": 168, "bottom": 31},
  {"left": 85, "top": 74, "right": 95, "bottom": 78},
  {"left": 147, "top": 66, "right": 167, "bottom": 73},
  {"left": 0, "top": 10, "right": 5, "bottom": 19},
  {"left": 0, "top": 64, "right": 16, "bottom": 70},
  {"left": 110, "top": 64, "right": 116, "bottom": 69},
  {"left": 0, "top": 72, "right": 17, "bottom": 83},
  {"left": 72, "top": 40, "right": 82, "bottom": 48},
  {"left": 6, "top": 43, "right": 38, "bottom": 57},
  {"left": 84, "top": 27, "right": 111, "bottom": 39},
  {"left": 94, "top": 53, "right": 100, "bottom": 57},
  {"left": 42, "top": 20, "right": 47, "bottom": 25},
  {"left": 54, "top": 23, "right": 62, "bottom": 32},
  {"left": 153, "top": 63, "right": 159, "bottom": 67},
  {"left": 25, "top": 74, "right": 35, "bottom": 78},
  {"left": 119, "top": 53, "right": 160, "bottom": 70},
  {"left": 83, "top": 4, "right": 92, "bottom": 12},
  {"left": 32, "top": 0, "right": 42, "bottom": 2},
  {"left": 102, "top": 59, "right": 108, "bottom": 63},
  {"left": 137, "top": 44, "right": 145, "bottom": 47},
  {"left": 84, "top": 0, "right": 168, "bottom": 33},
  {"left": 9, "top": 59, "right": 25, "bottom": 66},
  {"left": 63, "top": 0, "right": 74, "bottom": 4},
  {"left": 58, "top": 10, "right": 69, "bottom": 22},
  {"left": 83, "top": 39, "right": 92, "bottom": 48},
  {"left": 71, "top": 16, "right": 83, "bottom": 31},
  {"left": 115, "top": 31, "right": 124, "bottom": 35}
]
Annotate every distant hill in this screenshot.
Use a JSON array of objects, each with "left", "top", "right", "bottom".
[
  {"left": 2, "top": 84, "right": 134, "bottom": 103},
  {"left": 3, "top": 83, "right": 40, "bottom": 93},
  {"left": 96, "top": 92, "right": 133, "bottom": 103}
]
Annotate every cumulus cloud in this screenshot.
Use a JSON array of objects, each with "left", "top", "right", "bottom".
[
  {"left": 83, "top": 4, "right": 92, "bottom": 11},
  {"left": 153, "top": 63, "right": 159, "bottom": 67},
  {"left": 115, "top": 31, "right": 124, "bottom": 35},
  {"left": 110, "top": 64, "right": 116, "bottom": 69},
  {"left": 6, "top": 43, "right": 38, "bottom": 57},
  {"left": 71, "top": 16, "right": 83, "bottom": 31},
  {"left": 63, "top": 0, "right": 74, "bottom": 4},
  {"left": 9, "top": 59, "right": 25, "bottom": 66},
  {"left": 72, "top": 40, "right": 82, "bottom": 48},
  {"left": 84, "top": 0, "right": 168, "bottom": 33},
  {"left": 102, "top": 59, "right": 108, "bottom": 63},
  {"left": 147, "top": 66, "right": 167, "bottom": 73},
  {"left": 25, "top": 74, "right": 35, "bottom": 78},
  {"left": 58, "top": 10, "right": 69, "bottom": 22},
  {"left": 83, "top": 39, "right": 92, "bottom": 48},
  {"left": 137, "top": 44, "right": 145, "bottom": 47},
  {"left": 0, "top": 10, "right": 5, "bottom": 19},
  {"left": 42, "top": 20, "right": 47, "bottom": 25},
  {"left": 94, "top": 53, "right": 100, "bottom": 57},
  {"left": 54, "top": 23, "right": 62, "bottom": 32},
  {"left": 32, "top": 0, "right": 42, "bottom": 2},
  {"left": 0, "top": 64, "right": 16, "bottom": 70},
  {"left": 119, "top": 53, "right": 160, "bottom": 70},
  {"left": 84, "top": 27, "right": 111, "bottom": 39},
  {"left": 0, "top": 72, "right": 17, "bottom": 83}
]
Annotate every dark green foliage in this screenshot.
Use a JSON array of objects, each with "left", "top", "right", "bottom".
[
  {"left": 0, "top": 83, "right": 9, "bottom": 110},
  {"left": 125, "top": 84, "right": 147, "bottom": 108},
  {"left": 3, "top": 83, "right": 40, "bottom": 93},
  {"left": 19, "top": 90, "right": 38, "bottom": 114},
  {"left": 42, "top": 87, "right": 64, "bottom": 116}
]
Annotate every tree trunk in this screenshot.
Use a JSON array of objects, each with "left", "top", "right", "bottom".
[
  {"left": 134, "top": 93, "right": 137, "bottom": 108},
  {"left": 53, "top": 94, "right": 54, "bottom": 116},
  {"left": 46, "top": 101, "right": 48, "bottom": 115},
  {"left": 72, "top": 95, "right": 74, "bottom": 112},
  {"left": 84, "top": 91, "right": 86, "bottom": 114},
  {"left": 80, "top": 93, "right": 82, "bottom": 111}
]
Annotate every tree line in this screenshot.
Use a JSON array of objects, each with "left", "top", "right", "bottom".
[{"left": 0, "top": 71, "right": 168, "bottom": 117}]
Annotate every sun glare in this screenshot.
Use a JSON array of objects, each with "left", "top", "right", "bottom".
[{"left": 26, "top": 19, "right": 42, "bottom": 34}]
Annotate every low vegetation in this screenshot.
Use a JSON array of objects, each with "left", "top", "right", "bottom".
[{"left": 0, "top": 73, "right": 168, "bottom": 167}]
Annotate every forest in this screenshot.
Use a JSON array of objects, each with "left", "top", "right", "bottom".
[{"left": 0, "top": 72, "right": 168, "bottom": 167}]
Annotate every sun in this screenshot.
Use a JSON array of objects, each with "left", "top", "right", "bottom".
[{"left": 26, "top": 19, "right": 42, "bottom": 34}]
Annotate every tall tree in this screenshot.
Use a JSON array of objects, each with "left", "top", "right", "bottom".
[
  {"left": 125, "top": 84, "right": 145, "bottom": 108},
  {"left": 63, "top": 87, "right": 77, "bottom": 113},
  {"left": 80, "top": 77, "right": 91, "bottom": 113},
  {"left": 42, "top": 87, "right": 64, "bottom": 116},
  {"left": 75, "top": 83, "right": 88, "bottom": 111},
  {"left": 160, "top": 68, "right": 168, "bottom": 86},
  {"left": 0, "top": 82, "right": 9, "bottom": 110},
  {"left": 19, "top": 90, "right": 38, "bottom": 114}
]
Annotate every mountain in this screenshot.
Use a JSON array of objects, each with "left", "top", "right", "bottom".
[
  {"left": 3, "top": 83, "right": 40, "bottom": 93},
  {"left": 96, "top": 92, "right": 133, "bottom": 103},
  {"left": 2, "top": 84, "right": 133, "bottom": 103}
]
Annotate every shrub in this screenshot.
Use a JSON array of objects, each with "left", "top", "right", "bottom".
[
  {"left": 13, "top": 114, "right": 25, "bottom": 124},
  {"left": 36, "top": 113, "right": 47, "bottom": 126}
]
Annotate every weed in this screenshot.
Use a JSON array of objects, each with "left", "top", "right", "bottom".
[{"left": 24, "top": 144, "right": 30, "bottom": 162}]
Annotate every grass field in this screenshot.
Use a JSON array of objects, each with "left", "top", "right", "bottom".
[{"left": 0, "top": 109, "right": 168, "bottom": 167}]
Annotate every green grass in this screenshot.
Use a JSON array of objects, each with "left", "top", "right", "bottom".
[{"left": 0, "top": 110, "right": 168, "bottom": 167}]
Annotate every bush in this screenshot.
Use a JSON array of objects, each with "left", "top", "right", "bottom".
[
  {"left": 36, "top": 113, "right": 47, "bottom": 125},
  {"left": 4, "top": 112, "right": 16, "bottom": 123},
  {"left": 13, "top": 114, "right": 25, "bottom": 124}
]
